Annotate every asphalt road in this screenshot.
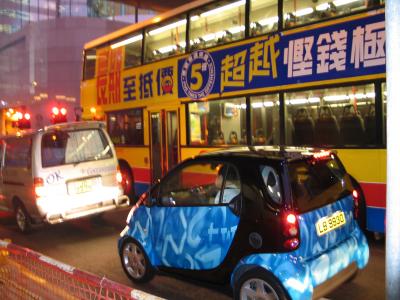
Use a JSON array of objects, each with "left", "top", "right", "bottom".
[{"left": 0, "top": 208, "right": 385, "bottom": 299}]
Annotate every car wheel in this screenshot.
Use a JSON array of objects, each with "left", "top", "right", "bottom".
[
  {"left": 235, "top": 268, "right": 289, "bottom": 300},
  {"left": 119, "top": 162, "right": 135, "bottom": 202},
  {"left": 120, "top": 239, "right": 154, "bottom": 283},
  {"left": 15, "top": 203, "right": 32, "bottom": 234}
]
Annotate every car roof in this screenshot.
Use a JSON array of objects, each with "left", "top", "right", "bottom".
[
  {"left": 196, "top": 146, "right": 331, "bottom": 162},
  {"left": 0, "top": 121, "right": 106, "bottom": 139}
]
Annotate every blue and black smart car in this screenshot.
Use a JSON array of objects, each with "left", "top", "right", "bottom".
[{"left": 118, "top": 147, "right": 369, "bottom": 300}]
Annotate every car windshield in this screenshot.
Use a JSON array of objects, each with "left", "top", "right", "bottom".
[
  {"left": 41, "top": 129, "right": 113, "bottom": 168},
  {"left": 288, "top": 155, "right": 353, "bottom": 213}
]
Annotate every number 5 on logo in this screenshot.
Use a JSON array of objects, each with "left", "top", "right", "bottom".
[{"left": 190, "top": 63, "right": 203, "bottom": 91}]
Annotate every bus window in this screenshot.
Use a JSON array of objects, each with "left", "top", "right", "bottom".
[
  {"left": 250, "top": 94, "right": 280, "bottom": 145},
  {"left": 283, "top": 0, "right": 383, "bottom": 29},
  {"left": 188, "top": 98, "right": 246, "bottom": 146},
  {"left": 144, "top": 15, "right": 186, "bottom": 63},
  {"left": 83, "top": 49, "right": 96, "bottom": 80},
  {"left": 107, "top": 109, "right": 144, "bottom": 146},
  {"left": 189, "top": 0, "right": 245, "bottom": 51},
  {"left": 285, "top": 84, "right": 376, "bottom": 147},
  {"left": 122, "top": 33, "right": 143, "bottom": 68},
  {"left": 250, "top": 0, "right": 278, "bottom": 36}
]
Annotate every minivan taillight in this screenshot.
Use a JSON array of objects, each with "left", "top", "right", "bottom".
[
  {"left": 352, "top": 189, "right": 359, "bottom": 218},
  {"left": 283, "top": 212, "right": 300, "bottom": 250},
  {"left": 34, "top": 177, "right": 45, "bottom": 198}
]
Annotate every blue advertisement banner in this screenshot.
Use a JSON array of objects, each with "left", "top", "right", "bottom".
[{"left": 178, "top": 11, "right": 385, "bottom": 100}]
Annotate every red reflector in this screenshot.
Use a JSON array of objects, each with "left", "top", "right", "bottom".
[
  {"left": 313, "top": 150, "right": 331, "bottom": 159},
  {"left": 34, "top": 177, "right": 44, "bottom": 186},
  {"left": 284, "top": 238, "right": 299, "bottom": 250}
]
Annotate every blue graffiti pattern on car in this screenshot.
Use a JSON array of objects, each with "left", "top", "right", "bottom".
[
  {"left": 232, "top": 195, "right": 369, "bottom": 300},
  {"left": 127, "top": 205, "right": 240, "bottom": 269}
]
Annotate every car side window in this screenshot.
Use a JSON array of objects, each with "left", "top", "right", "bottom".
[
  {"left": 4, "top": 137, "right": 32, "bottom": 168},
  {"left": 260, "top": 165, "right": 282, "bottom": 205},
  {"left": 159, "top": 162, "right": 233, "bottom": 206}
]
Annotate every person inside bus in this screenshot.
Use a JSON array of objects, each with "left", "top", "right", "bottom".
[
  {"left": 240, "top": 129, "right": 248, "bottom": 144},
  {"left": 228, "top": 131, "right": 239, "bottom": 145},
  {"left": 208, "top": 115, "right": 225, "bottom": 145},
  {"left": 254, "top": 128, "right": 267, "bottom": 145}
]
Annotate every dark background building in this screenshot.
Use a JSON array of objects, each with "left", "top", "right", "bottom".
[{"left": 0, "top": 0, "right": 188, "bottom": 131}]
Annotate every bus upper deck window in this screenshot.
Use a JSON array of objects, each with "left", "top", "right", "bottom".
[
  {"left": 83, "top": 49, "right": 96, "bottom": 80},
  {"left": 283, "top": 0, "right": 380, "bottom": 29},
  {"left": 250, "top": 0, "right": 278, "bottom": 36},
  {"left": 144, "top": 16, "right": 186, "bottom": 63},
  {"left": 189, "top": 0, "right": 245, "bottom": 51}
]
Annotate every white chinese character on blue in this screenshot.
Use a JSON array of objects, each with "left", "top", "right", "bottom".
[
  {"left": 284, "top": 36, "right": 314, "bottom": 77},
  {"left": 351, "top": 21, "right": 385, "bottom": 69}
]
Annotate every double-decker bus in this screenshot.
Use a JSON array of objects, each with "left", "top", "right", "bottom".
[{"left": 80, "top": 0, "right": 386, "bottom": 234}]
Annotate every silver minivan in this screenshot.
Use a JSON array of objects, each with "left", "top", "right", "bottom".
[{"left": 0, "top": 121, "right": 129, "bottom": 232}]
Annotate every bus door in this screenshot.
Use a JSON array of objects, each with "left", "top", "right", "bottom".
[{"left": 149, "top": 110, "right": 180, "bottom": 182}]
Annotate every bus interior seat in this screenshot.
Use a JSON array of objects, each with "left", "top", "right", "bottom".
[
  {"left": 340, "top": 104, "right": 365, "bottom": 145},
  {"left": 293, "top": 108, "right": 314, "bottom": 145},
  {"left": 315, "top": 105, "right": 340, "bottom": 146},
  {"left": 364, "top": 104, "right": 376, "bottom": 145}
]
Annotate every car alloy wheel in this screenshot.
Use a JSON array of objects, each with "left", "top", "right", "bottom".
[
  {"left": 240, "top": 278, "right": 279, "bottom": 300},
  {"left": 122, "top": 241, "right": 146, "bottom": 279},
  {"left": 15, "top": 204, "right": 31, "bottom": 233}
]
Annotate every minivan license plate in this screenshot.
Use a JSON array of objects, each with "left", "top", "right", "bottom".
[
  {"left": 68, "top": 177, "right": 101, "bottom": 195},
  {"left": 315, "top": 211, "right": 346, "bottom": 236}
]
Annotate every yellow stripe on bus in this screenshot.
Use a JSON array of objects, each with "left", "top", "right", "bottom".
[{"left": 336, "top": 149, "right": 386, "bottom": 183}]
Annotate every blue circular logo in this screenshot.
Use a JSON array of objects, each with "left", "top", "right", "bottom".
[{"left": 181, "top": 50, "right": 215, "bottom": 100}]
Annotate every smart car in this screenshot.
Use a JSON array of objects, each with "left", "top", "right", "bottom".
[{"left": 118, "top": 147, "right": 369, "bottom": 300}]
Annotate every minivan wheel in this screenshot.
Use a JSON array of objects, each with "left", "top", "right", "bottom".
[
  {"left": 235, "top": 268, "right": 288, "bottom": 300},
  {"left": 120, "top": 239, "right": 154, "bottom": 283},
  {"left": 15, "top": 203, "right": 32, "bottom": 234}
]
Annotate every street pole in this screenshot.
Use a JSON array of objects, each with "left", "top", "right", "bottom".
[{"left": 386, "top": 1, "right": 400, "bottom": 299}]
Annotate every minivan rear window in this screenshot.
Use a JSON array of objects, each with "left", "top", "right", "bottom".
[
  {"left": 41, "top": 129, "right": 113, "bottom": 168},
  {"left": 288, "top": 156, "right": 353, "bottom": 213}
]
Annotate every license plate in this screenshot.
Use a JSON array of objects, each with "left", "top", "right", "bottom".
[
  {"left": 315, "top": 211, "right": 346, "bottom": 236},
  {"left": 68, "top": 177, "right": 101, "bottom": 195}
]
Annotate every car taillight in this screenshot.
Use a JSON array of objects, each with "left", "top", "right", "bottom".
[
  {"left": 34, "top": 177, "right": 45, "bottom": 198},
  {"left": 352, "top": 189, "right": 359, "bottom": 218},
  {"left": 283, "top": 212, "right": 300, "bottom": 250}
]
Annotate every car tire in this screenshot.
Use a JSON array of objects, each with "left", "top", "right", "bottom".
[
  {"left": 14, "top": 202, "right": 32, "bottom": 234},
  {"left": 120, "top": 239, "right": 155, "bottom": 283},
  {"left": 234, "top": 268, "right": 289, "bottom": 300},
  {"left": 119, "top": 162, "right": 135, "bottom": 203}
]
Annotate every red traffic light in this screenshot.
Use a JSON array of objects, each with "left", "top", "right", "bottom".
[
  {"left": 51, "top": 106, "right": 68, "bottom": 124},
  {"left": 52, "top": 107, "right": 59, "bottom": 115}
]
